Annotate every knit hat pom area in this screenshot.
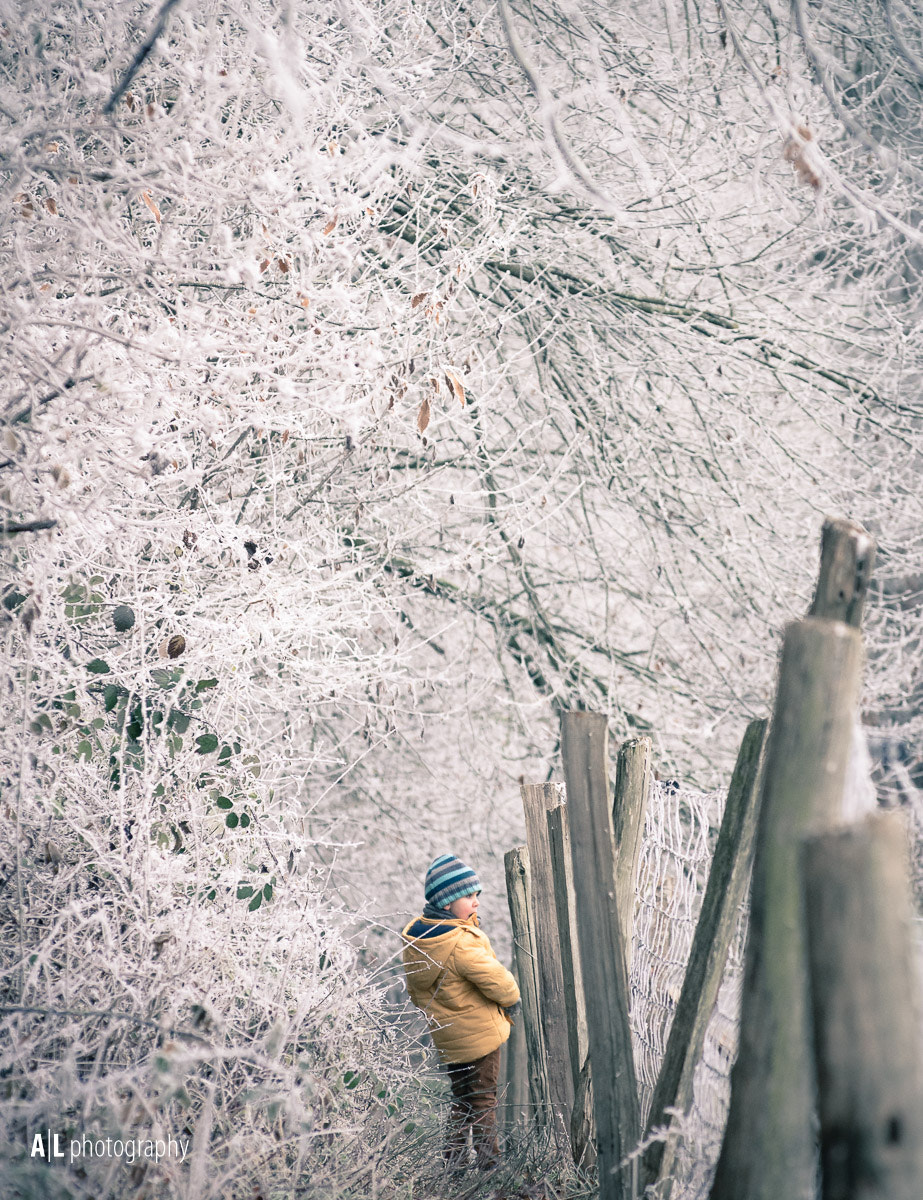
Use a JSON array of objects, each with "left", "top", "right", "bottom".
[{"left": 424, "top": 854, "right": 481, "bottom": 908}]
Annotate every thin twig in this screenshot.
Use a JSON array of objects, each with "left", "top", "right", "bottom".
[{"left": 104, "top": 0, "right": 183, "bottom": 115}]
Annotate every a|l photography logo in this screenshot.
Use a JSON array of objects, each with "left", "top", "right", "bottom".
[
  {"left": 30, "top": 1129, "right": 190, "bottom": 1165},
  {"left": 30, "top": 1129, "right": 66, "bottom": 1161}
]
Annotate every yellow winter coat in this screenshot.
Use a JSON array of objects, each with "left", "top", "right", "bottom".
[{"left": 401, "top": 914, "right": 520, "bottom": 1064}]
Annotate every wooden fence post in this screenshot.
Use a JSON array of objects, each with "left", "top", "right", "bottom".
[
  {"left": 612, "top": 737, "right": 653, "bottom": 971},
  {"left": 546, "top": 796, "right": 595, "bottom": 1165},
  {"left": 802, "top": 812, "right": 923, "bottom": 1200},
  {"left": 642, "top": 717, "right": 768, "bottom": 1191},
  {"left": 709, "top": 618, "right": 864, "bottom": 1200},
  {"left": 808, "top": 516, "right": 876, "bottom": 628},
  {"left": 561, "top": 712, "right": 640, "bottom": 1200},
  {"left": 521, "top": 782, "right": 574, "bottom": 1135},
  {"left": 501, "top": 961, "right": 530, "bottom": 1133},
  {"left": 504, "top": 844, "right": 550, "bottom": 1123}
]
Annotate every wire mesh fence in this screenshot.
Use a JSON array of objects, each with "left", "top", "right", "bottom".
[{"left": 629, "top": 778, "right": 743, "bottom": 1198}]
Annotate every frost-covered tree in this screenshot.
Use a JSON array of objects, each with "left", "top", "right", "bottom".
[{"left": 2, "top": 1, "right": 923, "bottom": 1196}]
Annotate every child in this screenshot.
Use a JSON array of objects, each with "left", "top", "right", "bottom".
[{"left": 401, "top": 853, "right": 521, "bottom": 1171}]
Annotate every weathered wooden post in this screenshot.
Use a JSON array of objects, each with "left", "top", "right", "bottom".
[
  {"left": 504, "top": 844, "right": 550, "bottom": 1123},
  {"left": 711, "top": 518, "right": 874, "bottom": 1200},
  {"left": 546, "top": 796, "right": 595, "bottom": 1165},
  {"left": 561, "top": 712, "right": 640, "bottom": 1200},
  {"left": 642, "top": 717, "right": 768, "bottom": 1190},
  {"left": 802, "top": 812, "right": 923, "bottom": 1200},
  {"left": 521, "top": 782, "right": 574, "bottom": 1134},
  {"left": 808, "top": 516, "right": 876, "bottom": 627},
  {"left": 612, "top": 737, "right": 653, "bottom": 971},
  {"left": 501, "top": 962, "right": 530, "bottom": 1132}
]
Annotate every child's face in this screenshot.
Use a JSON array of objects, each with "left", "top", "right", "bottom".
[{"left": 447, "top": 892, "right": 479, "bottom": 920}]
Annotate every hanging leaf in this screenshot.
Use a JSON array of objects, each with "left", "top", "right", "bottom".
[
  {"left": 195, "top": 733, "right": 219, "bottom": 754},
  {"left": 86, "top": 658, "right": 110, "bottom": 674},
  {"left": 417, "top": 397, "right": 430, "bottom": 433},
  {"left": 140, "top": 190, "right": 161, "bottom": 223},
  {"left": 411, "top": 293, "right": 427, "bottom": 309},
  {"left": 323, "top": 215, "right": 338, "bottom": 235},
  {"left": 444, "top": 369, "right": 465, "bottom": 407}
]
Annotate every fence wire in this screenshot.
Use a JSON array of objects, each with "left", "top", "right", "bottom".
[
  {"left": 629, "top": 778, "right": 741, "bottom": 1198},
  {"left": 629, "top": 726, "right": 881, "bottom": 1198}
]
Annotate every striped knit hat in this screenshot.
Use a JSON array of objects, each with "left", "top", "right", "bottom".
[{"left": 424, "top": 854, "right": 481, "bottom": 909}]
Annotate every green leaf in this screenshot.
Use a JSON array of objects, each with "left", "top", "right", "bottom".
[
  {"left": 343, "top": 1071, "right": 360, "bottom": 1089},
  {"left": 112, "top": 604, "right": 135, "bottom": 632},
  {"left": 262, "top": 881, "right": 273, "bottom": 901},
  {"left": 217, "top": 744, "right": 232, "bottom": 763},
  {"left": 151, "top": 667, "right": 183, "bottom": 688},
  {"left": 236, "top": 885, "right": 254, "bottom": 899},
  {"left": 195, "top": 733, "right": 219, "bottom": 754},
  {"left": 215, "top": 797, "right": 233, "bottom": 810},
  {"left": 195, "top": 678, "right": 218, "bottom": 693},
  {"left": 103, "top": 683, "right": 120, "bottom": 711},
  {"left": 224, "top": 812, "right": 239, "bottom": 829},
  {"left": 167, "top": 710, "right": 190, "bottom": 733},
  {"left": 247, "top": 891, "right": 262, "bottom": 911},
  {"left": 238, "top": 812, "right": 251, "bottom": 828},
  {"left": 86, "top": 658, "right": 110, "bottom": 675},
  {"left": 76, "top": 740, "right": 92, "bottom": 762}
]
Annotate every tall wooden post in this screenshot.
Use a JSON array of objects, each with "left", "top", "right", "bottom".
[
  {"left": 504, "top": 845, "right": 550, "bottom": 1123},
  {"left": 643, "top": 717, "right": 768, "bottom": 1190},
  {"left": 521, "top": 782, "right": 574, "bottom": 1133},
  {"left": 561, "top": 712, "right": 640, "bottom": 1200},
  {"left": 808, "top": 516, "right": 876, "bottom": 628},
  {"left": 710, "top": 619, "right": 864, "bottom": 1200},
  {"left": 802, "top": 812, "right": 923, "bottom": 1200},
  {"left": 547, "top": 796, "right": 595, "bottom": 1165},
  {"left": 612, "top": 737, "right": 653, "bottom": 971},
  {"left": 711, "top": 517, "right": 874, "bottom": 1200}
]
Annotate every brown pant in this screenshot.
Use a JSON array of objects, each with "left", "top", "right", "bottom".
[{"left": 444, "top": 1046, "right": 501, "bottom": 1169}]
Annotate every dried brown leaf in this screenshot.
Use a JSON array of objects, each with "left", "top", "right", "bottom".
[
  {"left": 411, "top": 292, "right": 428, "bottom": 309},
  {"left": 417, "top": 397, "right": 430, "bottom": 433},
  {"left": 140, "top": 190, "right": 161, "bottom": 223},
  {"left": 444, "top": 369, "right": 465, "bottom": 407}
]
